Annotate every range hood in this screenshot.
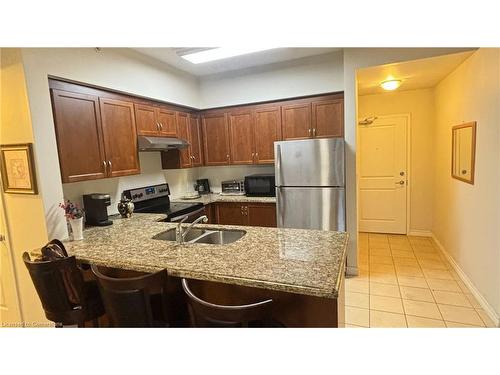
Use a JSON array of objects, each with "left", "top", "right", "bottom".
[{"left": 138, "top": 136, "right": 188, "bottom": 151}]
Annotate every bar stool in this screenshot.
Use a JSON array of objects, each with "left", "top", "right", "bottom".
[
  {"left": 181, "top": 278, "right": 284, "bottom": 327},
  {"left": 91, "top": 265, "right": 170, "bottom": 327},
  {"left": 23, "top": 252, "right": 104, "bottom": 327}
]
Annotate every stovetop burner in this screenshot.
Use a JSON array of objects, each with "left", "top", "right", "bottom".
[{"left": 122, "top": 183, "right": 203, "bottom": 221}]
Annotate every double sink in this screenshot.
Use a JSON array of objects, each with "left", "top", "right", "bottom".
[{"left": 153, "top": 227, "right": 246, "bottom": 245}]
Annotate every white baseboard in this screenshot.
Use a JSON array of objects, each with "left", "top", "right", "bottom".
[
  {"left": 408, "top": 229, "right": 433, "bottom": 237},
  {"left": 431, "top": 232, "right": 500, "bottom": 328}
]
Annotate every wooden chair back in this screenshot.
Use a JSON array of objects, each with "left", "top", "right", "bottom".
[
  {"left": 91, "top": 265, "right": 169, "bottom": 327},
  {"left": 181, "top": 278, "right": 273, "bottom": 327},
  {"left": 23, "top": 252, "right": 87, "bottom": 325}
]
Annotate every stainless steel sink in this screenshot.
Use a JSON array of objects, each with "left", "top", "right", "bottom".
[
  {"left": 152, "top": 227, "right": 246, "bottom": 245},
  {"left": 192, "top": 230, "right": 246, "bottom": 245},
  {"left": 152, "top": 228, "right": 208, "bottom": 242}
]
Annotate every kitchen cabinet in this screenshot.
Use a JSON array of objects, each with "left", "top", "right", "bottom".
[
  {"left": 247, "top": 203, "right": 277, "bottom": 227},
  {"left": 312, "top": 98, "right": 344, "bottom": 138},
  {"left": 281, "top": 102, "right": 312, "bottom": 140},
  {"left": 253, "top": 105, "right": 282, "bottom": 164},
  {"left": 51, "top": 89, "right": 108, "bottom": 183},
  {"left": 228, "top": 109, "right": 255, "bottom": 164},
  {"left": 51, "top": 89, "right": 139, "bottom": 182},
  {"left": 176, "top": 112, "right": 191, "bottom": 168},
  {"left": 157, "top": 107, "right": 177, "bottom": 137},
  {"left": 189, "top": 114, "right": 203, "bottom": 167},
  {"left": 135, "top": 104, "right": 177, "bottom": 137},
  {"left": 162, "top": 113, "right": 204, "bottom": 169},
  {"left": 201, "top": 112, "right": 230, "bottom": 166},
  {"left": 99, "top": 98, "right": 140, "bottom": 178},
  {"left": 214, "top": 202, "right": 276, "bottom": 227}
]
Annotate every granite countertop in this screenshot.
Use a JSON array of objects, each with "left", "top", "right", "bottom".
[
  {"left": 63, "top": 213, "right": 348, "bottom": 299},
  {"left": 171, "top": 193, "right": 276, "bottom": 205}
]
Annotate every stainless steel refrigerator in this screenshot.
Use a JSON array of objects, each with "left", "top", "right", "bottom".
[{"left": 275, "top": 138, "right": 345, "bottom": 231}]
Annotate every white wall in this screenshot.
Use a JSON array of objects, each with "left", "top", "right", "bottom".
[
  {"left": 198, "top": 51, "right": 344, "bottom": 108},
  {"left": 433, "top": 48, "right": 500, "bottom": 318},
  {"left": 20, "top": 48, "right": 200, "bottom": 239},
  {"left": 358, "top": 89, "right": 435, "bottom": 234}
]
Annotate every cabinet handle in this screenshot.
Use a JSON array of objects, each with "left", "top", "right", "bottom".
[
  {"left": 107, "top": 160, "right": 112, "bottom": 171},
  {"left": 308, "top": 128, "right": 312, "bottom": 136},
  {"left": 159, "top": 122, "right": 163, "bottom": 131},
  {"left": 103, "top": 160, "right": 107, "bottom": 172},
  {"left": 156, "top": 122, "right": 160, "bottom": 131},
  {"left": 312, "top": 128, "right": 316, "bottom": 137}
]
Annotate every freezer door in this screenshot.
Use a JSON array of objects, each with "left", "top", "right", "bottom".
[
  {"left": 275, "top": 138, "right": 344, "bottom": 187},
  {"left": 276, "top": 187, "right": 345, "bottom": 231}
]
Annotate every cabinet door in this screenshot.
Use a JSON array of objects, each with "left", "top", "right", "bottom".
[
  {"left": 99, "top": 98, "right": 140, "bottom": 177},
  {"left": 281, "top": 102, "right": 312, "bottom": 140},
  {"left": 202, "top": 112, "right": 230, "bottom": 166},
  {"left": 216, "top": 203, "right": 248, "bottom": 225},
  {"left": 312, "top": 98, "right": 344, "bottom": 138},
  {"left": 254, "top": 106, "right": 282, "bottom": 164},
  {"left": 228, "top": 109, "right": 255, "bottom": 165},
  {"left": 134, "top": 104, "right": 159, "bottom": 136},
  {"left": 51, "top": 90, "right": 107, "bottom": 183},
  {"left": 247, "top": 203, "right": 277, "bottom": 227},
  {"left": 157, "top": 107, "right": 177, "bottom": 137},
  {"left": 189, "top": 114, "right": 203, "bottom": 167},
  {"left": 176, "top": 112, "right": 192, "bottom": 168}
]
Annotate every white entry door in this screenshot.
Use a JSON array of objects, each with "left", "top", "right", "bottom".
[
  {"left": 358, "top": 115, "right": 408, "bottom": 234},
  {"left": 0, "top": 191, "right": 22, "bottom": 326}
]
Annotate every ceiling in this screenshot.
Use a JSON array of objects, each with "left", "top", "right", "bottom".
[
  {"left": 132, "top": 48, "right": 341, "bottom": 76},
  {"left": 357, "top": 51, "right": 475, "bottom": 95}
]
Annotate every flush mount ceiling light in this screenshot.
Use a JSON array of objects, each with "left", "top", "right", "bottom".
[
  {"left": 380, "top": 79, "right": 402, "bottom": 91},
  {"left": 179, "top": 47, "right": 276, "bottom": 64}
]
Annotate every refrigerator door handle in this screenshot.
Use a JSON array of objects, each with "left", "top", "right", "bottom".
[
  {"left": 276, "top": 143, "right": 282, "bottom": 186},
  {"left": 276, "top": 186, "right": 285, "bottom": 227}
]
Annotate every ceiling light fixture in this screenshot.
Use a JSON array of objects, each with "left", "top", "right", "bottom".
[
  {"left": 380, "top": 79, "right": 402, "bottom": 91},
  {"left": 179, "top": 47, "right": 276, "bottom": 64}
]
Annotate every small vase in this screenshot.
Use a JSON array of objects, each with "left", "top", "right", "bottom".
[{"left": 69, "top": 217, "right": 84, "bottom": 241}]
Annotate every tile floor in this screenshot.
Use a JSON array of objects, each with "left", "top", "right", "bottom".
[{"left": 345, "top": 233, "right": 496, "bottom": 328}]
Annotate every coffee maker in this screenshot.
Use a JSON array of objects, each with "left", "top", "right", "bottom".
[
  {"left": 194, "top": 179, "right": 210, "bottom": 195},
  {"left": 83, "top": 193, "right": 113, "bottom": 226}
]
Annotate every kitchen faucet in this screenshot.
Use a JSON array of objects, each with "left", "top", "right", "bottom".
[{"left": 174, "top": 215, "right": 208, "bottom": 244}]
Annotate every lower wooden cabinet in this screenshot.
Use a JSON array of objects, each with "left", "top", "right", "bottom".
[{"left": 213, "top": 202, "right": 276, "bottom": 227}]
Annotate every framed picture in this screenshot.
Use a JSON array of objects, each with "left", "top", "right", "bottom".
[{"left": 0, "top": 143, "right": 38, "bottom": 194}]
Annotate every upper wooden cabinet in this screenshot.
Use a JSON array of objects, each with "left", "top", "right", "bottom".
[
  {"left": 281, "top": 102, "right": 312, "bottom": 140},
  {"left": 176, "top": 112, "right": 191, "bottom": 168},
  {"left": 51, "top": 88, "right": 140, "bottom": 182},
  {"left": 281, "top": 94, "right": 344, "bottom": 140},
  {"left": 201, "top": 112, "right": 230, "bottom": 166},
  {"left": 134, "top": 104, "right": 158, "bottom": 136},
  {"left": 135, "top": 104, "right": 177, "bottom": 137},
  {"left": 312, "top": 98, "right": 344, "bottom": 138},
  {"left": 253, "top": 105, "right": 282, "bottom": 164},
  {"left": 51, "top": 90, "right": 107, "bottom": 183},
  {"left": 157, "top": 107, "right": 177, "bottom": 137},
  {"left": 228, "top": 109, "right": 255, "bottom": 165},
  {"left": 99, "top": 98, "right": 140, "bottom": 178},
  {"left": 189, "top": 114, "right": 203, "bottom": 167}
]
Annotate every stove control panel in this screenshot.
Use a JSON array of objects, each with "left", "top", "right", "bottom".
[{"left": 123, "top": 183, "right": 170, "bottom": 203}]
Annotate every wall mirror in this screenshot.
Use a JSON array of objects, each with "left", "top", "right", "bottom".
[{"left": 452, "top": 121, "right": 476, "bottom": 184}]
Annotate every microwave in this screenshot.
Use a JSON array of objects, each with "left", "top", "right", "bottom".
[{"left": 244, "top": 174, "right": 276, "bottom": 197}]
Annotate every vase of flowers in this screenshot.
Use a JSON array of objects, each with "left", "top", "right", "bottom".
[{"left": 60, "top": 200, "right": 85, "bottom": 241}]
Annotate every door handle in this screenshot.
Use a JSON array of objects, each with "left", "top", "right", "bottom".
[
  {"left": 276, "top": 144, "right": 282, "bottom": 184},
  {"left": 395, "top": 180, "right": 405, "bottom": 185}
]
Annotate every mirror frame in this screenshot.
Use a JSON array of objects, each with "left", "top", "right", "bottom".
[{"left": 451, "top": 121, "right": 477, "bottom": 185}]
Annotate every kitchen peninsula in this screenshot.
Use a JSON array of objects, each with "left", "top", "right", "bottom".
[{"left": 63, "top": 213, "right": 348, "bottom": 327}]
